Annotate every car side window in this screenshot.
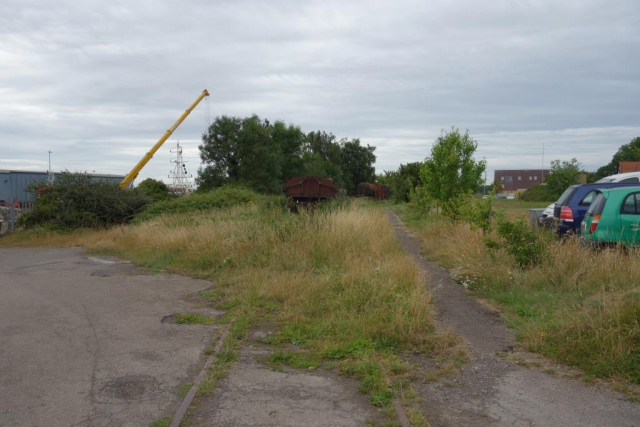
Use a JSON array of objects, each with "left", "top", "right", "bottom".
[
  {"left": 622, "top": 193, "right": 639, "bottom": 214},
  {"left": 619, "top": 177, "right": 640, "bottom": 183},
  {"left": 580, "top": 191, "right": 596, "bottom": 205}
]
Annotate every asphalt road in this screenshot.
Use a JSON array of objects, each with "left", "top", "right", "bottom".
[{"left": 0, "top": 247, "right": 219, "bottom": 427}]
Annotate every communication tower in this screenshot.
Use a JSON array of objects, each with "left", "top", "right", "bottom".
[{"left": 168, "top": 141, "right": 193, "bottom": 195}]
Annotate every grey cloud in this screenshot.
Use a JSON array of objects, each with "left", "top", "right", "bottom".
[{"left": 1, "top": 0, "right": 639, "bottom": 184}]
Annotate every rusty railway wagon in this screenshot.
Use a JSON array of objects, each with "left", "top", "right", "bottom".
[
  {"left": 283, "top": 176, "right": 339, "bottom": 211},
  {"left": 356, "top": 182, "right": 390, "bottom": 200}
]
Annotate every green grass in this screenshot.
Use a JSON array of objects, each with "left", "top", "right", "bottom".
[
  {"left": 389, "top": 201, "right": 640, "bottom": 384},
  {"left": 173, "top": 313, "right": 215, "bottom": 325},
  {"left": 148, "top": 417, "right": 172, "bottom": 427},
  {"left": 178, "top": 382, "right": 193, "bottom": 398}
]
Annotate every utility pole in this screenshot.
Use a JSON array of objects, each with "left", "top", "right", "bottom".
[
  {"left": 168, "top": 141, "right": 192, "bottom": 195},
  {"left": 483, "top": 157, "right": 487, "bottom": 196},
  {"left": 541, "top": 142, "right": 545, "bottom": 182},
  {"left": 47, "top": 151, "right": 54, "bottom": 185}
]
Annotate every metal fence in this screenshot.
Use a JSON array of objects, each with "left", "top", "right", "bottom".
[{"left": 0, "top": 200, "right": 33, "bottom": 235}]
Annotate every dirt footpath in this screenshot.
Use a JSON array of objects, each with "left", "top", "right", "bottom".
[
  {"left": 0, "top": 247, "right": 220, "bottom": 427},
  {"left": 387, "top": 210, "right": 640, "bottom": 427}
]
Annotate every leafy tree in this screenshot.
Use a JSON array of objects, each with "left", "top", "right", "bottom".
[
  {"left": 198, "top": 115, "right": 282, "bottom": 193},
  {"left": 592, "top": 137, "right": 640, "bottom": 180},
  {"left": 235, "top": 115, "right": 282, "bottom": 193},
  {"left": 545, "top": 158, "right": 582, "bottom": 200},
  {"left": 489, "top": 182, "right": 502, "bottom": 195},
  {"left": 197, "top": 115, "right": 242, "bottom": 190},
  {"left": 339, "top": 138, "right": 376, "bottom": 194},
  {"left": 409, "top": 184, "right": 432, "bottom": 216},
  {"left": 197, "top": 117, "right": 376, "bottom": 195},
  {"left": 378, "top": 162, "right": 422, "bottom": 203},
  {"left": 420, "top": 128, "right": 486, "bottom": 218},
  {"left": 137, "top": 178, "right": 173, "bottom": 202},
  {"left": 271, "top": 121, "right": 306, "bottom": 181},
  {"left": 303, "top": 131, "right": 345, "bottom": 187}
]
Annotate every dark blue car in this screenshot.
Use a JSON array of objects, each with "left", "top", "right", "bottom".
[{"left": 553, "top": 183, "right": 640, "bottom": 235}]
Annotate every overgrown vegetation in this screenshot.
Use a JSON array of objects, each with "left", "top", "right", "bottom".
[
  {"left": 136, "top": 178, "right": 174, "bottom": 202},
  {"left": 520, "top": 183, "right": 552, "bottom": 202},
  {"left": 135, "top": 185, "right": 277, "bottom": 221},
  {"left": 419, "top": 128, "right": 486, "bottom": 219},
  {"left": 390, "top": 202, "right": 640, "bottom": 384},
  {"left": 6, "top": 201, "right": 455, "bottom": 421},
  {"left": 20, "top": 172, "right": 150, "bottom": 230},
  {"left": 378, "top": 162, "right": 422, "bottom": 203}
]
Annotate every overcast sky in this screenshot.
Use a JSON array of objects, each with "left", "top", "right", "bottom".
[{"left": 1, "top": 0, "right": 639, "bottom": 185}]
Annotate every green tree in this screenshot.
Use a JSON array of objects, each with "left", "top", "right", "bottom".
[
  {"left": 303, "top": 131, "right": 345, "bottom": 187},
  {"left": 137, "top": 178, "right": 173, "bottom": 202},
  {"left": 420, "top": 128, "right": 486, "bottom": 218},
  {"left": 545, "top": 158, "right": 582, "bottom": 200},
  {"left": 271, "top": 121, "right": 306, "bottom": 181},
  {"left": 592, "top": 137, "right": 640, "bottom": 180},
  {"left": 197, "top": 115, "right": 242, "bottom": 190},
  {"left": 198, "top": 115, "right": 282, "bottom": 193},
  {"left": 236, "top": 115, "right": 282, "bottom": 193},
  {"left": 489, "top": 182, "right": 502, "bottom": 195},
  {"left": 378, "top": 162, "right": 422, "bottom": 203},
  {"left": 339, "top": 138, "right": 376, "bottom": 194}
]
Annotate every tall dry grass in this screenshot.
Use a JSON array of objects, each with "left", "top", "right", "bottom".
[
  {"left": 397, "top": 206, "right": 640, "bottom": 383},
  {"left": 84, "top": 203, "right": 438, "bottom": 351},
  {"left": 5, "top": 202, "right": 450, "bottom": 412}
]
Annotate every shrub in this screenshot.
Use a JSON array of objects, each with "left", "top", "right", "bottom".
[
  {"left": 408, "top": 184, "right": 433, "bottom": 217},
  {"left": 488, "top": 217, "right": 545, "bottom": 268},
  {"left": 136, "top": 185, "right": 280, "bottom": 220},
  {"left": 136, "top": 178, "right": 174, "bottom": 202},
  {"left": 20, "top": 172, "right": 150, "bottom": 230},
  {"left": 462, "top": 196, "right": 492, "bottom": 234},
  {"left": 521, "top": 184, "right": 551, "bottom": 202}
]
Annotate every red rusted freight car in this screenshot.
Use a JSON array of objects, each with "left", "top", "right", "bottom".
[
  {"left": 283, "top": 176, "right": 339, "bottom": 211},
  {"left": 356, "top": 182, "right": 391, "bottom": 200}
]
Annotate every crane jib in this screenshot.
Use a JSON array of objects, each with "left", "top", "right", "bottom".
[{"left": 119, "top": 90, "right": 209, "bottom": 189}]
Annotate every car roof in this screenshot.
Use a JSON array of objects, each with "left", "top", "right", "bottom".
[
  {"left": 595, "top": 171, "right": 640, "bottom": 183},
  {"left": 599, "top": 186, "right": 640, "bottom": 195}
]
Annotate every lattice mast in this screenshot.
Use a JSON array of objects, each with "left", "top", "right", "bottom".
[{"left": 168, "top": 141, "right": 193, "bottom": 195}]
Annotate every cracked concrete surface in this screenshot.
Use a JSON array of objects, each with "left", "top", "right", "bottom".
[
  {"left": 187, "top": 331, "right": 384, "bottom": 427},
  {"left": 0, "top": 247, "right": 220, "bottom": 427},
  {"left": 387, "top": 210, "right": 640, "bottom": 427}
]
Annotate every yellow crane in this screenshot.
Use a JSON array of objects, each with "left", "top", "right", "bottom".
[{"left": 119, "top": 89, "right": 210, "bottom": 189}]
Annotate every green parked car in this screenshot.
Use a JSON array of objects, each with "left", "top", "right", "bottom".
[{"left": 581, "top": 187, "right": 640, "bottom": 247}]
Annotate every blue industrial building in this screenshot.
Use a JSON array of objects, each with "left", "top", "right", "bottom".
[{"left": 0, "top": 170, "right": 124, "bottom": 206}]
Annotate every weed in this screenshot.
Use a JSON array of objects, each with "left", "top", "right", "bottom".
[
  {"left": 267, "top": 351, "right": 321, "bottom": 369},
  {"left": 173, "top": 313, "right": 215, "bottom": 325},
  {"left": 148, "top": 417, "right": 172, "bottom": 427},
  {"left": 178, "top": 382, "right": 193, "bottom": 398}
]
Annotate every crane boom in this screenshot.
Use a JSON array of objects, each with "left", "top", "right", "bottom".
[{"left": 119, "top": 89, "right": 210, "bottom": 189}]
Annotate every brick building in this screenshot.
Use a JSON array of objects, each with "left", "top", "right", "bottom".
[
  {"left": 494, "top": 169, "right": 550, "bottom": 193},
  {"left": 619, "top": 162, "right": 640, "bottom": 173}
]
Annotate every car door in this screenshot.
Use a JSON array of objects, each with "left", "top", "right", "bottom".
[
  {"left": 575, "top": 190, "right": 597, "bottom": 228},
  {"left": 620, "top": 192, "right": 640, "bottom": 245}
]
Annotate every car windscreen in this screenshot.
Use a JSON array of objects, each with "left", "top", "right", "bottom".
[
  {"left": 586, "top": 192, "right": 606, "bottom": 216},
  {"left": 595, "top": 177, "right": 615, "bottom": 183},
  {"left": 556, "top": 187, "right": 577, "bottom": 205}
]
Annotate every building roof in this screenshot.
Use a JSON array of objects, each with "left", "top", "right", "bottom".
[{"left": 0, "top": 170, "right": 124, "bottom": 178}]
